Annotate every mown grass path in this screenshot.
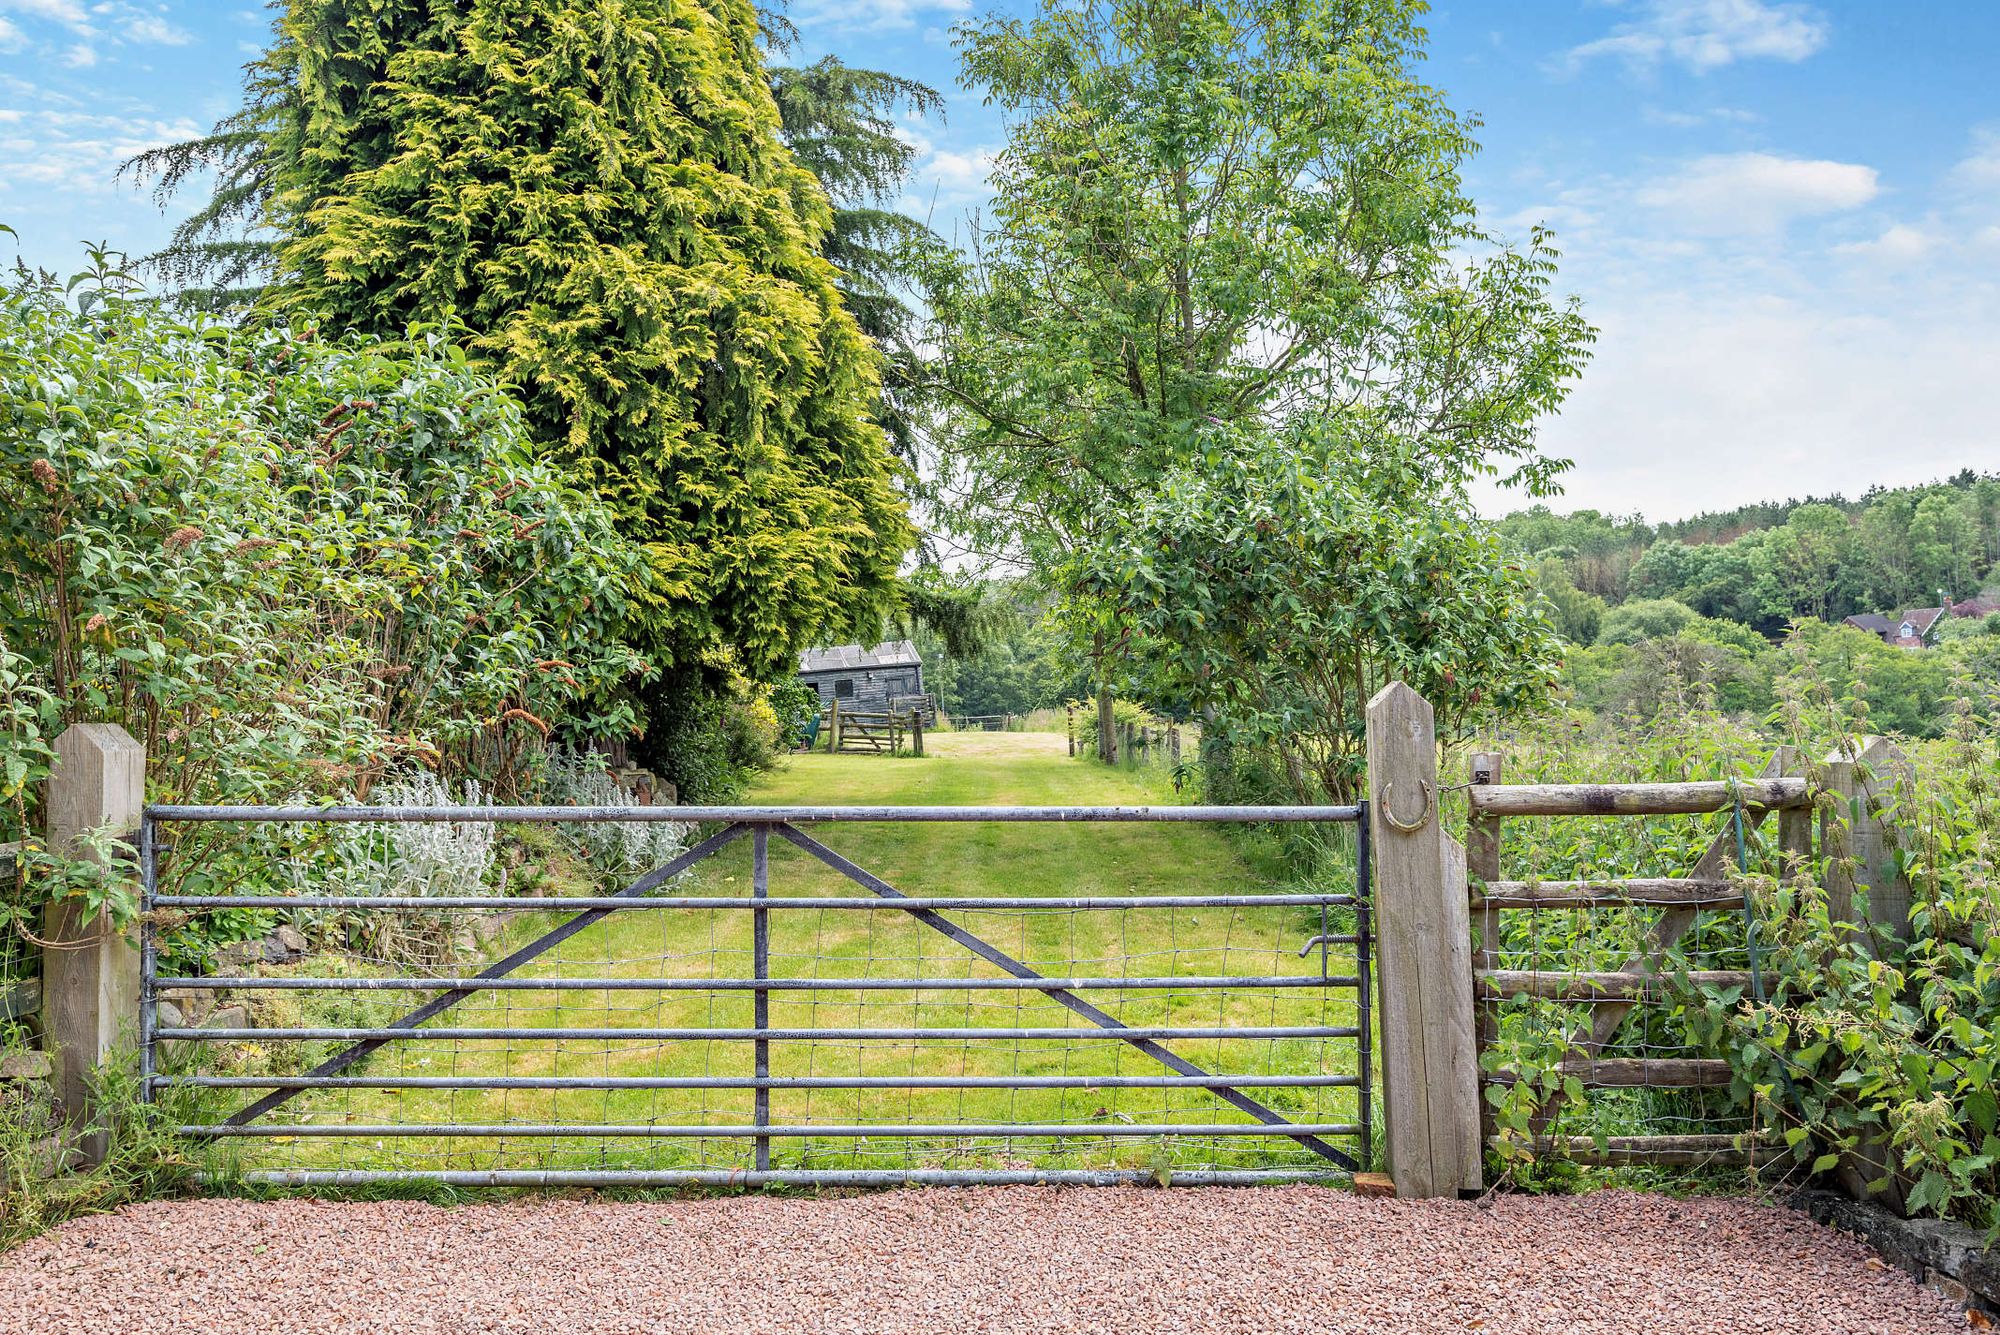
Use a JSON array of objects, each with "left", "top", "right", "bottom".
[{"left": 203, "top": 733, "right": 1361, "bottom": 1179}]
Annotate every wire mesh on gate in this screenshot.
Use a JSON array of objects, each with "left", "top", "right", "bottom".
[{"left": 142, "top": 805, "right": 1373, "bottom": 1186}]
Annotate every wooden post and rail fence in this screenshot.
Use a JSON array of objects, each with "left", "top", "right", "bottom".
[
  {"left": 819, "top": 701, "right": 924, "bottom": 756},
  {"left": 1362, "top": 682, "right": 1916, "bottom": 1200}
]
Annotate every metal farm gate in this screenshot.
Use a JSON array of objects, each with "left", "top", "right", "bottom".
[{"left": 138, "top": 804, "right": 1372, "bottom": 1187}]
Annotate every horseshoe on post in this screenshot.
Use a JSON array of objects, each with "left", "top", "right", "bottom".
[{"left": 1380, "top": 779, "right": 1432, "bottom": 833}]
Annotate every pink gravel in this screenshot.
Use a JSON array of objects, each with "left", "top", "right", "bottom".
[{"left": 0, "top": 1187, "right": 1968, "bottom": 1335}]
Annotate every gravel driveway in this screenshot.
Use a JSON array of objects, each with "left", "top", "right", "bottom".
[{"left": 0, "top": 1187, "right": 1966, "bottom": 1334}]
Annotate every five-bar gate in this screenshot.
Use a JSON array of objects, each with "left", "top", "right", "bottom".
[{"left": 140, "top": 804, "right": 1372, "bottom": 1187}]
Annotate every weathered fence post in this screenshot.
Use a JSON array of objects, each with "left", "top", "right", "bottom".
[
  {"left": 1169, "top": 725, "right": 1181, "bottom": 767},
  {"left": 827, "top": 699, "right": 841, "bottom": 754},
  {"left": 1364, "top": 683, "right": 1481, "bottom": 1198},
  {"left": 1820, "top": 736, "right": 1914, "bottom": 1212},
  {"left": 43, "top": 723, "right": 145, "bottom": 1162},
  {"left": 1066, "top": 705, "right": 1076, "bottom": 757},
  {"left": 1822, "top": 737, "right": 1914, "bottom": 948},
  {"left": 909, "top": 712, "right": 924, "bottom": 758}
]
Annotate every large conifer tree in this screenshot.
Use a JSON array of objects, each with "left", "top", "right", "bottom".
[{"left": 262, "top": 0, "right": 909, "bottom": 690}]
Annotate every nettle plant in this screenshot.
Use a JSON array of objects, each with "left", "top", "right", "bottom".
[
  {"left": 1465, "top": 656, "right": 2000, "bottom": 1227},
  {"left": 1695, "top": 691, "right": 2000, "bottom": 1228},
  {"left": 0, "top": 255, "right": 645, "bottom": 937}
]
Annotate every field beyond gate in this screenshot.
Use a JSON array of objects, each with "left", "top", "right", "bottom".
[{"left": 143, "top": 733, "right": 1371, "bottom": 1187}]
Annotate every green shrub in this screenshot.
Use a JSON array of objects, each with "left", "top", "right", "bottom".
[
  {"left": 0, "top": 254, "right": 644, "bottom": 947},
  {"left": 1073, "top": 419, "right": 1561, "bottom": 803}
]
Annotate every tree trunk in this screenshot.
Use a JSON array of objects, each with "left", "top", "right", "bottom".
[{"left": 1097, "top": 685, "right": 1116, "bottom": 764}]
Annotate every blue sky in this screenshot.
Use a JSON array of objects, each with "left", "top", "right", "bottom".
[{"left": 1, "top": 0, "right": 1996, "bottom": 520}]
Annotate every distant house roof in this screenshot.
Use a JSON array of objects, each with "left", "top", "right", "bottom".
[
  {"left": 798, "top": 640, "right": 922, "bottom": 675},
  {"left": 1845, "top": 606, "right": 1950, "bottom": 647},
  {"left": 1952, "top": 596, "right": 2000, "bottom": 619}
]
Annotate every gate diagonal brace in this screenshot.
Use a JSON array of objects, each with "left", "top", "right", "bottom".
[
  {"left": 221, "top": 822, "right": 753, "bottom": 1126},
  {"left": 773, "top": 823, "right": 1357, "bottom": 1169}
]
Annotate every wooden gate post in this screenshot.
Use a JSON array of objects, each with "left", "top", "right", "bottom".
[
  {"left": 1822, "top": 737, "right": 1914, "bottom": 949},
  {"left": 43, "top": 723, "right": 145, "bottom": 1162},
  {"left": 1364, "top": 683, "right": 1481, "bottom": 1198},
  {"left": 1821, "top": 736, "right": 1914, "bottom": 1211}
]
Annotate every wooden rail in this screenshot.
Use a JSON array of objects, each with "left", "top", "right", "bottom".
[
  {"left": 1484, "top": 1057, "right": 1732, "bottom": 1089},
  {"left": 1472, "top": 878, "right": 1739, "bottom": 909},
  {"left": 1467, "top": 778, "right": 1809, "bottom": 817},
  {"left": 1373, "top": 690, "right": 1925, "bottom": 1191},
  {"left": 1474, "top": 969, "right": 1752, "bottom": 1001},
  {"left": 1492, "top": 1134, "right": 1777, "bottom": 1166}
]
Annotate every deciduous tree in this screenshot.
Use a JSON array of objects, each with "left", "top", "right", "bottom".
[
  {"left": 1070, "top": 420, "right": 1561, "bottom": 802},
  {"left": 920, "top": 0, "right": 1592, "bottom": 755}
]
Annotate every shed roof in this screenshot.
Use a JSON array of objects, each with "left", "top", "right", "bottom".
[{"left": 798, "top": 640, "right": 922, "bottom": 674}]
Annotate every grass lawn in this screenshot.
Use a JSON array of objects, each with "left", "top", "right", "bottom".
[{"left": 185, "top": 733, "right": 1366, "bottom": 1179}]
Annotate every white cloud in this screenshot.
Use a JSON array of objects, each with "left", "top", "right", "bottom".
[
  {"left": 1504, "top": 287, "right": 2000, "bottom": 521},
  {"left": 896, "top": 135, "right": 1000, "bottom": 221},
  {"left": 1642, "top": 105, "right": 1760, "bottom": 129},
  {"left": 0, "top": 107, "right": 202, "bottom": 192},
  {"left": 122, "top": 13, "right": 190, "bottom": 45},
  {"left": 0, "top": 16, "right": 23, "bottom": 48},
  {"left": 59, "top": 39, "right": 94, "bottom": 67},
  {"left": 1563, "top": 0, "right": 1828, "bottom": 74},
  {"left": 789, "top": 0, "right": 968, "bottom": 34},
  {"left": 1832, "top": 223, "right": 1934, "bottom": 264},
  {"left": 926, "top": 148, "right": 994, "bottom": 192},
  {"left": 1470, "top": 122, "right": 2000, "bottom": 522},
  {"left": 0, "top": 0, "right": 89, "bottom": 25},
  {"left": 1636, "top": 152, "right": 1877, "bottom": 233},
  {"left": 0, "top": 0, "right": 187, "bottom": 45},
  {"left": 1494, "top": 200, "right": 1600, "bottom": 245},
  {"left": 1951, "top": 127, "right": 2000, "bottom": 192}
]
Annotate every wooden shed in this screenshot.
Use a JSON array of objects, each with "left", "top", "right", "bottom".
[{"left": 797, "top": 641, "right": 932, "bottom": 720}]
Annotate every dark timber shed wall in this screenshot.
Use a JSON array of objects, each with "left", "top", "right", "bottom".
[{"left": 798, "top": 641, "right": 927, "bottom": 718}]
